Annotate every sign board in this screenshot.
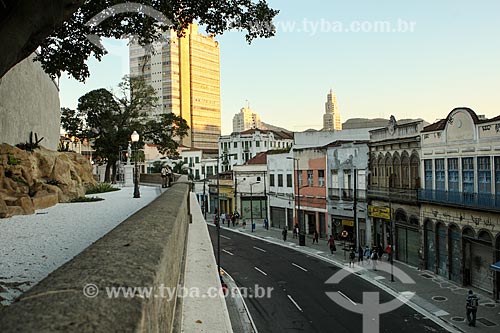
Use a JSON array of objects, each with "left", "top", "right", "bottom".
[
  {"left": 368, "top": 205, "right": 391, "bottom": 220},
  {"left": 342, "top": 219, "right": 354, "bottom": 227}
]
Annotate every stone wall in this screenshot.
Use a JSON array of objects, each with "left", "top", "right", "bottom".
[
  {"left": 0, "top": 54, "right": 60, "bottom": 150},
  {"left": 0, "top": 181, "right": 191, "bottom": 332}
]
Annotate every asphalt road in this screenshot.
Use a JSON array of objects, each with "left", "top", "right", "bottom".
[{"left": 208, "top": 226, "right": 450, "bottom": 333}]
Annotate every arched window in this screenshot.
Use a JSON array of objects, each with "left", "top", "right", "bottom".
[
  {"left": 385, "top": 154, "right": 392, "bottom": 188},
  {"left": 392, "top": 153, "right": 401, "bottom": 188},
  {"left": 378, "top": 155, "right": 385, "bottom": 187},
  {"left": 410, "top": 154, "right": 420, "bottom": 189},
  {"left": 401, "top": 152, "right": 410, "bottom": 188},
  {"left": 370, "top": 154, "right": 378, "bottom": 186}
]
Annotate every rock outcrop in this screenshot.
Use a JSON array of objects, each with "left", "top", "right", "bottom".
[{"left": 0, "top": 144, "right": 97, "bottom": 218}]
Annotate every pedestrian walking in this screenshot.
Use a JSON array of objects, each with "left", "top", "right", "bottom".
[
  {"left": 385, "top": 244, "right": 392, "bottom": 261},
  {"left": 466, "top": 289, "right": 479, "bottom": 327},
  {"left": 264, "top": 218, "right": 269, "bottom": 230},
  {"left": 378, "top": 244, "right": 384, "bottom": 260},
  {"left": 282, "top": 227, "right": 288, "bottom": 241},
  {"left": 221, "top": 213, "right": 226, "bottom": 225},
  {"left": 349, "top": 248, "right": 356, "bottom": 267},
  {"left": 231, "top": 214, "right": 236, "bottom": 227},
  {"left": 313, "top": 230, "right": 319, "bottom": 244},
  {"left": 327, "top": 235, "right": 336, "bottom": 254},
  {"left": 371, "top": 248, "right": 378, "bottom": 271},
  {"left": 364, "top": 246, "right": 371, "bottom": 264},
  {"left": 358, "top": 246, "right": 364, "bottom": 265},
  {"left": 293, "top": 223, "right": 298, "bottom": 239},
  {"left": 213, "top": 213, "right": 218, "bottom": 226}
]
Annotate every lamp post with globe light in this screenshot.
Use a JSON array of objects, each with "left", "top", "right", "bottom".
[{"left": 131, "top": 131, "right": 140, "bottom": 199}]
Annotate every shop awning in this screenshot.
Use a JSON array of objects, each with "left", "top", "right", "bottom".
[{"left": 490, "top": 261, "right": 500, "bottom": 272}]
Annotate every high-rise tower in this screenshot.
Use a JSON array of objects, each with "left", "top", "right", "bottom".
[
  {"left": 322, "top": 89, "right": 342, "bottom": 131},
  {"left": 129, "top": 24, "right": 221, "bottom": 150}
]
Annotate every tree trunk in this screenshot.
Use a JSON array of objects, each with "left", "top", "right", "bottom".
[
  {"left": 105, "top": 161, "right": 112, "bottom": 182},
  {"left": 112, "top": 161, "right": 117, "bottom": 184},
  {"left": 0, "top": 0, "right": 84, "bottom": 79}
]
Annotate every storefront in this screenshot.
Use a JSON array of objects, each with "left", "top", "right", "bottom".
[
  {"left": 270, "top": 206, "right": 286, "bottom": 229},
  {"left": 368, "top": 205, "right": 391, "bottom": 248},
  {"left": 394, "top": 209, "right": 420, "bottom": 267}
]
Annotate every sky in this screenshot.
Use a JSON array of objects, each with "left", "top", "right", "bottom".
[{"left": 59, "top": 0, "right": 500, "bottom": 134}]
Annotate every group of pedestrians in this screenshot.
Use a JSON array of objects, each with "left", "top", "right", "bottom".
[{"left": 213, "top": 210, "right": 239, "bottom": 227}]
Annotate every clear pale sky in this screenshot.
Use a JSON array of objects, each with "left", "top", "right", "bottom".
[{"left": 59, "top": 0, "right": 500, "bottom": 134}]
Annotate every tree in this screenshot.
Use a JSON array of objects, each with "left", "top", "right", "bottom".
[
  {"left": 0, "top": 0, "right": 279, "bottom": 81},
  {"left": 171, "top": 160, "right": 188, "bottom": 174},
  {"left": 61, "top": 75, "right": 189, "bottom": 181}
]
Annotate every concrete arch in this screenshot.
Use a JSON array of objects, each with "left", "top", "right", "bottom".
[
  {"left": 478, "top": 229, "right": 493, "bottom": 243},
  {"left": 409, "top": 215, "right": 419, "bottom": 226},
  {"left": 462, "top": 226, "right": 475, "bottom": 238},
  {"left": 395, "top": 208, "right": 408, "bottom": 223}
]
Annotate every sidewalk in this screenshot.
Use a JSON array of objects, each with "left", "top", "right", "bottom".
[{"left": 215, "top": 221, "right": 499, "bottom": 333}]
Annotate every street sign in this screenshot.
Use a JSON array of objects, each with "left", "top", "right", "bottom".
[{"left": 368, "top": 205, "right": 391, "bottom": 220}]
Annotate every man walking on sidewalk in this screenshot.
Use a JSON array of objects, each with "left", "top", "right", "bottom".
[{"left": 466, "top": 289, "right": 479, "bottom": 327}]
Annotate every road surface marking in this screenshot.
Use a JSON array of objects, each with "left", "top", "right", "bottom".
[
  {"left": 253, "top": 246, "right": 267, "bottom": 253},
  {"left": 254, "top": 267, "right": 268, "bottom": 276},
  {"left": 287, "top": 294, "right": 303, "bottom": 312},
  {"left": 338, "top": 291, "right": 357, "bottom": 306},
  {"left": 434, "top": 310, "right": 449, "bottom": 317},
  {"left": 292, "top": 263, "right": 308, "bottom": 272},
  {"left": 316, "top": 251, "right": 324, "bottom": 254},
  {"left": 221, "top": 235, "right": 231, "bottom": 240},
  {"left": 374, "top": 276, "right": 385, "bottom": 280},
  {"left": 222, "top": 249, "right": 234, "bottom": 256}
]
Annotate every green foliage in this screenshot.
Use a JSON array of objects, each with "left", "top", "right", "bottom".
[
  {"left": 85, "top": 182, "right": 120, "bottom": 194},
  {"left": 7, "top": 154, "right": 20, "bottom": 165},
  {"left": 34, "top": 1, "right": 279, "bottom": 82},
  {"left": 70, "top": 196, "right": 105, "bottom": 203},
  {"left": 12, "top": 176, "right": 29, "bottom": 186},
  {"left": 172, "top": 160, "right": 189, "bottom": 174},
  {"left": 150, "top": 161, "right": 167, "bottom": 173},
  {"left": 16, "top": 131, "right": 44, "bottom": 151}
]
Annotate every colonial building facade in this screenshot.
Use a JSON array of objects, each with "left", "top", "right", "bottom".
[
  {"left": 419, "top": 108, "right": 500, "bottom": 298},
  {"left": 267, "top": 152, "right": 295, "bottom": 230},
  {"left": 368, "top": 117, "right": 427, "bottom": 267}
]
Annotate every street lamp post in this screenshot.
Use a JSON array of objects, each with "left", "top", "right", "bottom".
[
  {"left": 287, "top": 157, "right": 305, "bottom": 246},
  {"left": 131, "top": 131, "right": 140, "bottom": 199},
  {"left": 249, "top": 182, "right": 260, "bottom": 232}
]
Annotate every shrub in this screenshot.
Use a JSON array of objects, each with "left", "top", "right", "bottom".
[
  {"left": 70, "top": 196, "right": 104, "bottom": 203},
  {"left": 85, "top": 182, "right": 120, "bottom": 194}
]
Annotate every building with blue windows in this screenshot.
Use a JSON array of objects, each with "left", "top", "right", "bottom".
[{"left": 419, "top": 108, "right": 500, "bottom": 299}]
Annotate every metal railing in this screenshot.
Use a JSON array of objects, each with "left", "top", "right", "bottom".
[
  {"left": 418, "top": 189, "right": 500, "bottom": 211},
  {"left": 367, "top": 187, "right": 418, "bottom": 202}
]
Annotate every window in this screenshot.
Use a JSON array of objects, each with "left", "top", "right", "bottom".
[
  {"left": 195, "top": 156, "right": 199, "bottom": 163},
  {"left": 435, "top": 159, "right": 445, "bottom": 190},
  {"left": 234, "top": 142, "right": 237, "bottom": 148},
  {"left": 307, "top": 170, "right": 313, "bottom": 186},
  {"left": 278, "top": 174, "right": 283, "bottom": 187},
  {"left": 184, "top": 157, "right": 188, "bottom": 163},
  {"left": 424, "top": 159, "right": 433, "bottom": 189},
  {"left": 195, "top": 169, "right": 200, "bottom": 180},
  {"left": 256, "top": 141, "right": 260, "bottom": 148},
  {"left": 462, "top": 157, "right": 474, "bottom": 193},
  {"left": 207, "top": 166, "right": 213, "bottom": 176},
  {"left": 287, "top": 174, "right": 292, "bottom": 187},
  {"left": 495, "top": 157, "right": 500, "bottom": 194},
  {"left": 318, "top": 170, "right": 325, "bottom": 187},
  {"left": 298, "top": 171, "right": 303, "bottom": 186},
  {"left": 257, "top": 176, "right": 261, "bottom": 182},
  {"left": 270, "top": 174, "right": 275, "bottom": 187},
  {"left": 448, "top": 158, "right": 459, "bottom": 192},
  {"left": 201, "top": 166, "right": 205, "bottom": 175},
  {"left": 478, "top": 156, "right": 491, "bottom": 194},
  {"left": 331, "top": 170, "right": 339, "bottom": 188}
]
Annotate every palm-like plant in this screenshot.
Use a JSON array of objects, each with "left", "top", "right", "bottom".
[{"left": 172, "top": 160, "right": 189, "bottom": 174}]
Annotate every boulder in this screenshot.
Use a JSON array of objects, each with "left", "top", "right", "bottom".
[{"left": 0, "top": 144, "right": 98, "bottom": 218}]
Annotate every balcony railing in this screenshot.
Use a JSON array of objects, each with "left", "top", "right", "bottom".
[
  {"left": 418, "top": 189, "right": 500, "bottom": 211},
  {"left": 328, "top": 189, "right": 367, "bottom": 201},
  {"left": 367, "top": 187, "right": 418, "bottom": 203}
]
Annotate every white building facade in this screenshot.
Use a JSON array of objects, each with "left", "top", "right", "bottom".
[
  {"left": 267, "top": 152, "right": 295, "bottom": 230},
  {"left": 219, "top": 129, "right": 294, "bottom": 169},
  {"left": 419, "top": 107, "right": 500, "bottom": 298},
  {"left": 232, "top": 106, "right": 263, "bottom": 132}
]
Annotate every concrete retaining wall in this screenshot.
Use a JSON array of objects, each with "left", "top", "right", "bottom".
[
  {"left": 0, "top": 181, "right": 191, "bottom": 332},
  {"left": 0, "top": 54, "right": 60, "bottom": 150}
]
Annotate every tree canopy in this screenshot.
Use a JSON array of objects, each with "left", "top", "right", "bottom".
[
  {"left": 61, "top": 75, "right": 189, "bottom": 181},
  {"left": 0, "top": 0, "right": 279, "bottom": 81}
]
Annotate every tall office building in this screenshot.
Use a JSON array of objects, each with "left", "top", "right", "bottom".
[
  {"left": 129, "top": 24, "right": 221, "bottom": 150},
  {"left": 322, "top": 89, "right": 342, "bottom": 131},
  {"left": 232, "top": 106, "right": 263, "bottom": 132}
]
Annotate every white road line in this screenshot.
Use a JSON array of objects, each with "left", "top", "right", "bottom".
[
  {"left": 292, "top": 263, "right": 308, "bottom": 272},
  {"left": 253, "top": 246, "right": 267, "bottom": 253},
  {"left": 254, "top": 267, "right": 268, "bottom": 276},
  {"left": 221, "top": 235, "right": 231, "bottom": 240},
  {"left": 287, "top": 294, "right": 303, "bottom": 312},
  {"left": 337, "top": 291, "right": 357, "bottom": 306},
  {"left": 222, "top": 249, "right": 234, "bottom": 256}
]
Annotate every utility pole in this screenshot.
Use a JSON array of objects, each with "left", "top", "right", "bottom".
[{"left": 354, "top": 168, "right": 358, "bottom": 249}]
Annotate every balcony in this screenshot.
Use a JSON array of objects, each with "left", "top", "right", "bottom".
[
  {"left": 368, "top": 186, "right": 418, "bottom": 203},
  {"left": 418, "top": 189, "right": 500, "bottom": 212},
  {"left": 328, "top": 189, "right": 367, "bottom": 201}
]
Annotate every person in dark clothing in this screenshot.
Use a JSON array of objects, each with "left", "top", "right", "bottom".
[
  {"left": 358, "top": 246, "right": 364, "bottom": 265},
  {"left": 327, "top": 235, "right": 336, "bottom": 254},
  {"left": 466, "top": 289, "right": 479, "bottom": 327},
  {"left": 282, "top": 227, "right": 288, "bottom": 241},
  {"left": 313, "top": 230, "right": 319, "bottom": 244}
]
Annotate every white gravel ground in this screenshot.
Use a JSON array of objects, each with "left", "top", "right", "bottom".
[{"left": 0, "top": 185, "right": 163, "bottom": 305}]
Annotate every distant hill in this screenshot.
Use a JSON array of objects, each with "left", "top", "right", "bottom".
[
  {"left": 342, "top": 118, "right": 428, "bottom": 130},
  {"left": 260, "top": 121, "right": 291, "bottom": 133}
]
